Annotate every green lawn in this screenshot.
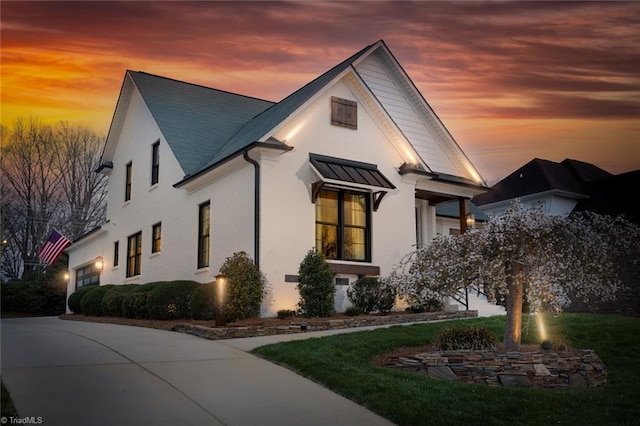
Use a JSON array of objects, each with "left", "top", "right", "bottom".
[{"left": 253, "top": 314, "right": 640, "bottom": 426}]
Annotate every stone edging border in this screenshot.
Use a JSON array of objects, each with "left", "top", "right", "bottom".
[{"left": 171, "top": 310, "right": 478, "bottom": 340}]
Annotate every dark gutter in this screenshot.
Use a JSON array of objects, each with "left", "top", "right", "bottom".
[
  {"left": 243, "top": 150, "right": 260, "bottom": 269},
  {"left": 173, "top": 141, "right": 292, "bottom": 188}
]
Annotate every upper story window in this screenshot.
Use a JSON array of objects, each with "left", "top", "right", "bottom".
[
  {"left": 151, "top": 222, "right": 161, "bottom": 253},
  {"left": 315, "top": 189, "right": 370, "bottom": 261},
  {"left": 126, "top": 231, "right": 142, "bottom": 277},
  {"left": 197, "top": 202, "right": 210, "bottom": 269},
  {"left": 113, "top": 241, "right": 119, "bottom": 267},
  {"left": 151, "top": 141, "right": 160, "bottom": 185},
  {"left": 125, "top": 161, "right": 133, "bottom": 202},
  {"left": 331, "top": 96, "right": 357, "bottom": 130}
]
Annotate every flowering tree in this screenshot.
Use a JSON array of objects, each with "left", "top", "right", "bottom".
[{"left": 387, "top": 201, "right": 640, "bottom": 350}]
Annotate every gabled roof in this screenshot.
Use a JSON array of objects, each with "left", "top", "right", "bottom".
[
  {"left": 573, "top": 170, "right": 640, "bottom": 223},
  {"left": 129, "top": 72, "right": 274, "bottom": 176},
  {"left": 472, "top": 158, "right": 611, "bottom": 206}
]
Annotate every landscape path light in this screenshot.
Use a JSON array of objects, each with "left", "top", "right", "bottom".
[{"left": 215, "top": 274, "right": 228, "bottom": 326}]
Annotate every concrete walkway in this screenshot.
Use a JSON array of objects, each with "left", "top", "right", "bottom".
[{"left": 1, "top": 317, "right": 393, "bottom": 426}]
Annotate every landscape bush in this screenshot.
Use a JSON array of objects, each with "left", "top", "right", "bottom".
[
  {"left": 344, "top": 306, "right": 363, "bottom": 316},
  {"left": 297, "top": 249, "right": 335, "bottom": 317},
  {"left": 347, "top": 276, "right": 396, "bottom": 314},
  {"left": 0, "top": 281, "right": 66, "bottom": 315},
  {"left": 435, "top": 327, "right": 497, "bottom": 351},
  {"left": 189, "top": 283, "right": 216, "bottom": 320},
  {"left": 102, "top": 292, "right": 126, "bottom": 317},
  {"left": 277, "top": 309, "right": 296, "bottom": 319},
  {"left": 219, "top": 251, "right": 266, "bottom": 321},
  {"left": 79, "top": 285, "right": 115, "bottom": 316},
  {"left": 67, "top": 285, "right": 98, "bottom": 314},
  {"left": 122, "top": 292, "right": 150, "bottom": 319},
  {"left": 146, "top": 280, "right": 200, "bottom": 320}
]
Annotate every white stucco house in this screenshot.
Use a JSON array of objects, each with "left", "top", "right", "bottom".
[{"left": 66, "top": 40, "right": 490, "bottom": 315}]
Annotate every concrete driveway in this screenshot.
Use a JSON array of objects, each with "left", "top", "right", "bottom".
[{"left": 1, "top": 317, "right": 393, "bottom": 426}]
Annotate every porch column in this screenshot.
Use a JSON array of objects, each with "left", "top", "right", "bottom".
[{"left": 459, "top": 197, "right": 470, "bottom": 234}]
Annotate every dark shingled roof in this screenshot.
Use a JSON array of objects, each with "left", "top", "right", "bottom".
[
  {"left": 472, "top": 158, "right": 612, "bottom": 206},
  {"left": 129, "top": 71, "right": 274, "bottom": 176},
  {"left": 573, "top": 170, "right": 640, "bottom": 224}
]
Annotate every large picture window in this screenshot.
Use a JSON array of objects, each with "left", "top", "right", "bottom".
[
  {"left": 316, "top": 189, "right": 370, "bottom": 261},
  {"left": 127, "top": 231, "right": 142, "bottom": 277},
  {"left": 197, "top": 202, "right": 210, "bottom": 269}
]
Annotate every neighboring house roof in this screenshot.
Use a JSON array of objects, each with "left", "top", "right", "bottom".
[
  {"left": 573, "top": 169, "right": 640, "bottom": 224},
  {"left": 472, "top": 158, "right": 612, "bottom": 206},
  {"left": 435, "top": 201, "right": 488, "bottom": 222}
]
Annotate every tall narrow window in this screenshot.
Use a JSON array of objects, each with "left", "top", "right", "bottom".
[
  {"left": 315, "top": 189, "right": 370, "bottom": 261},
  {"left": 197, "top": 202, "right": 210, "bottom": 269},
  {"left": 331, "top": 96, "right": 357, "bottom": 129},
  {"left": 125, "top": 162, "right": 133, "bottom": 201},
  {"left": 152, "top": 222, "right": 161, "bottom": 253},
  {"left": 151, "top": 141, "right": 160, "bottom": 185},
  {"left": 113, "top": 241, "right": 119, "bottom": 267},
  {"left": 126, "top": 231, "right": 142, "bottom": 277}
]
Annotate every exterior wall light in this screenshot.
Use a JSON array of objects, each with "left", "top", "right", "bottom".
[
  {"left": 466, "top": 213, "right": 476, "bottom": 229},
  {"left": 95, "top": 257, "right": 104, "bottom": 271},
  {"left": 214, "top": 274, "right": 228, "bottom": 326}
]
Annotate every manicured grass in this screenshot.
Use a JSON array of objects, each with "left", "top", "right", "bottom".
[
  {"left": 1, "top": 379, "right": 19, "bottom": 418},
  {"left": 253, "top": 314, "right": 640, "bottom": 425}
]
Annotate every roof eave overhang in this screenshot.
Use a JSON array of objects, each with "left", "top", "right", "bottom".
[{"left": 174, "top": 141, "right": 292, "bottom": 189}]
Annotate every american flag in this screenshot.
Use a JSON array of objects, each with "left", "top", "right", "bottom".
[{"left": 38, "top": 230, "right": 71, "bottom": 265}]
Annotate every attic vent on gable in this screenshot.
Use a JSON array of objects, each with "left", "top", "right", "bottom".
[{"left": 331, "top": 96, "right": 357, "bottom": 130}]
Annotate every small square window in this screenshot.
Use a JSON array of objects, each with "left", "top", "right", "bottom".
[{"left": 331, "top": 96, "right": 357, "bottom": 130}]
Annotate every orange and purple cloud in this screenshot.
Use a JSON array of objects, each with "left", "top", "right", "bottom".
[{"left": 2, "top": 1, "right": 639, "bottom": 181}]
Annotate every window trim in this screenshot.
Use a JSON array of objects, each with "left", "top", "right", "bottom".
[
  {"left": 126, "top": 231, "right": 142, "bottom": 277},
  {"left": 151, "top": 222, "right": 161, "bottom": 254},
  {"left": 75, "top": 263, "right": 100, "bottom": 290},
  {"left": 151, "top": 141, "right": 160, "bottom": 185},
  {"left": 315, "top": 188, "right": 371, "bottom": 262},
  {"left": 197, "top": 201, "right": 210, "bottom": 269}
]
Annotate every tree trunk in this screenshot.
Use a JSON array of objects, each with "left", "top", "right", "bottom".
[{"left": 503, "top": 260, "right": 524, "bottom": 351}]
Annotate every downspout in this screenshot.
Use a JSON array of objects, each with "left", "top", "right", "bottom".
[{"left": 243, "top": 150, "right": 260, "bottom": 268}]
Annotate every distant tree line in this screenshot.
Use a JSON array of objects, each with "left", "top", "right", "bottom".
[{"left": 1, "top": 117, "right": 107, "bottom": 282}]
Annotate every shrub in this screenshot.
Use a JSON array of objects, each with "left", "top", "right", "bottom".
[
  {"left": 344, "top": 306, "right": 363, "bottom": 316},
  {"left": 0, "top": 281, "right": 66, "bottom": 316},
  {"left": 435, "top": 327, "right": 497, "bottom": 351},
  {"left": 277, "top": 309, "right": 296, "bottom": 319},
  {"left": 406, "top": 298, "right": 445, "bottom": 313},
  {"left": 102, "top": 292, "right": 126, "bottom": 317},
  {"left": 297, "top": 249, "right": 335, "bottom": 317},
  {"left": 189, "top": 283, "right": 216, "bottom": 320},
  {"left": 146, "top": 281, "right": 200, "bottom": 320},
  {"left": 219, "top": 251, "right": 266, "bottom": 321},
  {"left": 68, "top": 285, "right": 97, "bottom": 314},
  {"left": 347, "top": 277, "right": 397, "bottom": 314},
  {"left": 79, "top": 285, "right": 115, "bottom": 316},
  {"left": 122, "top": 292, "right": 150, "bottom": 319}
]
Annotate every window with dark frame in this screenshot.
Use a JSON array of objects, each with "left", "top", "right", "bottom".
[
  {"left": 152, "top": 222, "right": 161, "bottom": 253},
  {"left": 75, "top": 264, "right": 100, "bottom": 290},
  {"left": 126, "top": 231, "right": 142, "bottom": 277},
  {"left": 331, "top": 96, "right": 357, "bottom": 129},
  {"left": 151, "top": 141, "right": 160, "bottom": 185},
  {"left": 197, "top": 202, "right": 210, "bottom": 269},
  {"left": 125, "top": 161, "right": 133, "bottom": 201},
  {"left": 315, "top": 189, "right": 370, "bottom": 261},
  {"left": 113, "top": 241, "right": 119, "bottom": 267}
]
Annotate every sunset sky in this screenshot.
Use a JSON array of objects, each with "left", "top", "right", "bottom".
[{"left": 2, "top": 1, "right": 639, "bottom": 182}]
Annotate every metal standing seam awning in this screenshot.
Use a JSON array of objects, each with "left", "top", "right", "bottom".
[{"left": 309, "top": 153, "right": 396, "bottom": 211}]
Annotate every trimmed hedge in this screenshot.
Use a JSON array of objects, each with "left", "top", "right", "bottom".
[
  {"left": 122, "top": 292, "right": 150, "bottom": 319},
  {"left": 67, "top": 285, "right": 99, "bottom": 314},
  {"left": 1, "top": 281, "right": 66, "bottom": 316},
  {"left": 146, "top": 281, "right": 200, "bottom": 320},
  {"left": 189, "top": 283, "right": 216, "bottom": 320},
  {"left": 79, "top": 285, "right": 115, "bottom": 316}
]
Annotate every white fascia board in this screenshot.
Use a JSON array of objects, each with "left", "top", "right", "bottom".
[{"left": 100, "top": 73, "right": 135, "bottom": 165}]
